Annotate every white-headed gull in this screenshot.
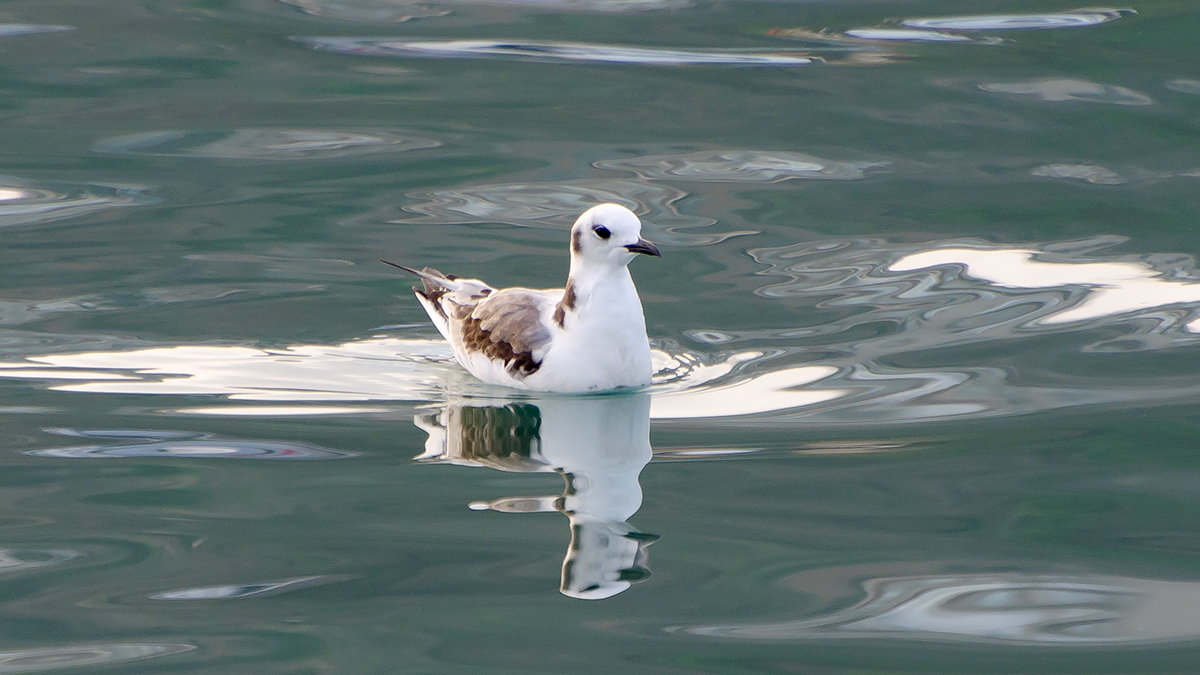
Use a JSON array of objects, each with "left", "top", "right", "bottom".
[{"left": 383, "top": 203, "right": 660, "bottom": 392}]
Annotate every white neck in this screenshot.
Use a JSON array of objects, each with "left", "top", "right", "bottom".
[
  {"left": 569, "top": 257, "right": 631, "bottom": 288},
  {"left": 567, "top": 260, "right": 639, "bottom": 315}
]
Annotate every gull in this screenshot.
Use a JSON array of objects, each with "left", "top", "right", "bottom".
[{"left": 382, "top": 203, "right": 661, "bottom": 392}]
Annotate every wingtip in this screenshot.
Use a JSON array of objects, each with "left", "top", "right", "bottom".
[{"left": 380, "top": 259, "right": 421, "bottom": 276}]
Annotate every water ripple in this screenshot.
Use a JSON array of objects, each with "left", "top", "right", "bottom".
[
  {"left": 280, "top": 0, "right": 449, "bottom": 21},
  {"left": 7, "top": 237, "right": 1200, "bottom": 424},
  {"left": 980, "top": 79, "right": 1152, "bottom": 105},
  {"left": 91, "top": 129, "right": 440, "bottom": 160},
  {"left": 282, "top": 0, "right": 687, "bottom": 19},
  {"left": 902, "top": 9, "right": 1134, "bottom": 31},
  {"left": 0, "top": 25, "right": 73, "bottom": 38},
  {"left": 594, "top": 151, "right": 888, "bottom": 183},
  {"left": 888, "top": 246, "right": 1200, "bottom": 330},
  {"left": 151, "top": 575, "right": 350, "bottom": 599},
  {"left": 398, "top": 180, "right": 751, "bottom": 245},
  {"left": 823, "top": 9, "right": 1133, "bottom": 46},
  {"left": 842, "top": 29, "right": 972, "bottom": 43},
  {"left": 681, "top": 236, "right": 1200, "bottom": 423},
  {"left": 0, "top": 644, "right": 194, "bottom": 673},
  {"left": 28, "top": 429, "right": 354, "bottom": 459},
  {"left": 0, "top": 549, "right": 82, "bottom": 573},
  {"left": 681, "top": 571, "right": 1200, "bottom": 645},
  {"left": 1167, "top": 79, "right": 1200, "bottom": 95},
  {"left": 0, "top": 176, "right": 154, "bottom": 228},
  {"left": 0, "top": 284, "right": 324, "bottom": 326},
  {"left": 752, "top": 236, "right": 1200, "bottom": 348},
  {"left": 1030, "top": 164, "right": 1124, "bottom": 185},
  {"left": 0, "top": 338, "right": 839, "bottom": 419},
  {"left": 297, "top": 37, "right": 814, "bottom": 66}
]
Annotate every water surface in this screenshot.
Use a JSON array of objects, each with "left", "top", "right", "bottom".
[{"left": 1, "top": 0, "right": 1200, "bottom": 672}]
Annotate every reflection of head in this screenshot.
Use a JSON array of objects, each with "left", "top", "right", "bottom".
[{"left": 561, "top": 520, "right": 657, "bottom": 600}]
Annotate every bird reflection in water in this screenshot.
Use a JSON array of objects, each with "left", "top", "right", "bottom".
[{"left": 414, "top": 393, "right": 656, "bottom": 600}]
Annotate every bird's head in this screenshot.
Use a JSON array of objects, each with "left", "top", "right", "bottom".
[{"left": 569, "top": 204, "right": 660, "bottom": 269}]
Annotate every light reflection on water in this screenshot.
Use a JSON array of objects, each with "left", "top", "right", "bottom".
[
  {"left": 842, "top": 29, "right": 972, "bottom": 43},
  {"left": 27, "top": 428, "right": 355, "bottom": 459},
  {"left": 0, "top": 24, "right": 73, "bottom": 37},
  {"left": 683, "top": 571, "right": 1200, "bottom": 645},
  {"left": 979, "top": 79, "right": 1153, "bottom": 105},
  {"left": 754, "top": 236, "right": 1200, "bottom": 348},
  {"left": 0, "top": 549, "right": 82, "bottom": 573},
  {"left": 297, "top": 37, "right": 815, "bottom": 66},
  {"left": 0, "top": 177, "right": 155, "bottom": 229},
  {"left": 0, "top": 644, "right": 194, "bottom": 674},
  {"left": 901, "top": 9, "right": 1134, "bottom": 31},
  {"left": 1168, "top": 79, "right": 1200, "bottom": 95},
  {"left": 5, "top": 239, "right": 1200, "bottom": 423},
  {"left": 0, "top": 338, "right": 838, "bottom": 419},
  {"left": 91, "top": 129, "right": 441, "bottom": 160},
  {"left": 889, "top": 247, "right": 1200, "bottom": 329},
  {"left": 774, "top": 9, "right": 1132, "bottom": 49},
  {"left": 151, "top": 575, "right": 351, "bottom": 600},
  {"left": 279, "top": 0, "right": 450, "bottom": 21},
  {"left": 1031, "top": 164, "right": 1124, "bottom": 185},
  {"left": 280, "top": 0, "right": 689, "bottom": 19},
  {"left": 416, "top": 395, "right": 654, "bottom": 599}
]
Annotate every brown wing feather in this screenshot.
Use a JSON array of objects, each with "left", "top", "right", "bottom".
[{"left": 461, "top": 289, "right": 551, "bottom": 378}]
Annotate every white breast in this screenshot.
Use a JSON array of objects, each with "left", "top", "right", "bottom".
[{"left": 527, "top": 277, "right": 652, "bottom": 392}]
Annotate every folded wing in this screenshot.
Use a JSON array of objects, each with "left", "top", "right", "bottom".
[{"left": 463, "top": 289, "right": 552, "bottom": 378}]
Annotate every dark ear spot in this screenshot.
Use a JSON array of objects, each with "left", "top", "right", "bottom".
[
  {"left": 593, "top": 225, "right": 611, "bottom": 240},
  {"left": 571, "top": 229, "right": 582, "bottom": 254}
]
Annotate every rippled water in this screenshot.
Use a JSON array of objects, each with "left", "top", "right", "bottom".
[{"left": 2, "top": 0, "right": 1200, "bottom": 672}]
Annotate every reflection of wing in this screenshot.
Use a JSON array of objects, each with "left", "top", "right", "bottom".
[{"left": 414, "top": 404, "right": 547, "bottom": 473}]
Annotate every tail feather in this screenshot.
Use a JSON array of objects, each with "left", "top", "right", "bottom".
[
  {"left": 381, "top": 260, "right": 461, "bottom": 293},
  {"left": 380, "top": 260, "right": 492, "bottom": 299},
  {"left": 381, "top": 259, "right": 494, "bottom": 343}
]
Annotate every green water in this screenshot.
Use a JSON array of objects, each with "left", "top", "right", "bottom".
[{"left": 2, "top": 0, "right": 1200, "bottom": 672}]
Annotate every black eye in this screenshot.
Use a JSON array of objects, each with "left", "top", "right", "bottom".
[{"left": 593, "top": 225, "right": 611, "bottom": 240}]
